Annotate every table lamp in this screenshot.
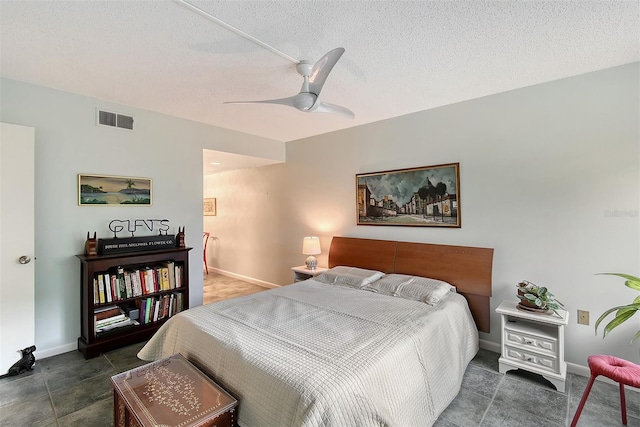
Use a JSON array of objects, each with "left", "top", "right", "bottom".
[{"left": 302, "top": 236, "right": 321, "bottom": 270}]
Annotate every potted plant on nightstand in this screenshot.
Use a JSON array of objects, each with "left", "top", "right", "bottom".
[
  {"left": 516, "top": 280, "right": 565, "bottom": 317},
  {"left": 595, "top": 273, "right": 640, "bottom": 343}
]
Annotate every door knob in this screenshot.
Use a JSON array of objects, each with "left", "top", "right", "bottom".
[{"left": 18, "top": 256, "right": 31, "bottom": 264}]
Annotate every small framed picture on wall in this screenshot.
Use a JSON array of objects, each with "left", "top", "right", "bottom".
[
  {"left": 78, "top": 174, "right": 152, "bottom": 206},
  {"left": 203, "top": 198, "right": 216, "bottom": 216}
]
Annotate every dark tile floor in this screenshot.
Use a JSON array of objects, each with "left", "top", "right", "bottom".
[
  {"left": 2, "top": 346, "right": 637, "bottom": 427},
  {"left": 0, "top": 341, "right": 146, "bottom": 426},
  {"left": 1, "top": 273, "right": 638, "bottom": 426}
]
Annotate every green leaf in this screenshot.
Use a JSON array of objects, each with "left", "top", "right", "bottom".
[
  {"left": 597, "top": 273, "right": 640, "bottom": 291},
  {"left": 603, "top": 310, "right": 637, "bottom": 337},
  {"left": 626, "top": 280, "right": 640, "bottom": 291},
  {"left": 632, "top": 330, "right": 640, "bottom": 344},
  {"left": 617, "top": 306, "right": 638, "bottom": 317},
  {"left": 597, "top": 273, "right": 640, "bottom": 281},
  {"left": 595, "top": 304, "right": 638, "bottom": 335}
]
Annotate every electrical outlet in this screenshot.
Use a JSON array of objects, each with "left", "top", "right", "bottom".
[{"left": 577, "top": 310, "right": 589, "bottom": 325}]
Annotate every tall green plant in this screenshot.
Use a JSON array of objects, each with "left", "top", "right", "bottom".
[{"left": 594, "top": 273, "right": 640, "bottom": 343}]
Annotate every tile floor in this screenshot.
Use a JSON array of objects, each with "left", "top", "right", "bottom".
[{"left": 1, "top": 274, "right": 637, "bottom": 426}]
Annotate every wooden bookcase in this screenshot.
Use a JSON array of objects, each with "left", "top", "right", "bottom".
[{"left": 76, "top": 247, "right": 192, "bottom": 359}]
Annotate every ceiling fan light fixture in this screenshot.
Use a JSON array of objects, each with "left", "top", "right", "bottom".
[
  {"left": 174, "top": 0, "right": 353, "bottom": 118},
  {"left": 225, "top": 48, "right": 353, "bottom": 118}
]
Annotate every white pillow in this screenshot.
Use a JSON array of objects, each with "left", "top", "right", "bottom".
[
  {"left": 362, "top": 274, "right": 410, "bottom": 295},
  {"left": 365, "top": 274, "right": 455, "bottom": 305},
  {"left": 315, "top": 266, "right": 385, "bottom": 289}
]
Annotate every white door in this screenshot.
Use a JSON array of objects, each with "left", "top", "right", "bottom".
[{"left": 0, "top": 122, "right": 35, "bottom": 372}]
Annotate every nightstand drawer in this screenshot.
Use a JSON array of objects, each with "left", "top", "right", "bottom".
[
  {"left": 505, "top": 345, "right": 558, "bottom": 373},
  {"left": 504, "top": 328, "right": 557, "bottom": 355}
]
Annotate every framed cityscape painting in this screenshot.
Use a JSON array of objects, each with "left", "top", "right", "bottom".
[
  {"left": 356, "top": 162, "right": 460, "bottom": 227},
  {"left": 78, "top": 174, "right": 152, "bottom": 206}
]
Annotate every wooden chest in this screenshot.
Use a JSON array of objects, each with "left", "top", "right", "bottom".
[{"left": 111, "top": 353, "right": 237, "bottom": 427}]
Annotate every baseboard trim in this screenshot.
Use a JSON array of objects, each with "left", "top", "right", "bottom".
[
  {"left": 479, "top": 338, "right": 500, "bottom": 353},
  {"left": 207, "top": 267, "right": 280, "bottom": 289},
  {"left": 479, "top": 338, "right": 639, "bottom": 391},
  {"left": 480, "top": 339, "right": 591, "bottom": 376},
  {"left": 36, "top": 342, "right": 77, "bottom": 360}
]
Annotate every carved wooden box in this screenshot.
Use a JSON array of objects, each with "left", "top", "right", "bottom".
[{"left": 111, "top": 353, "right": 237, "bottom": 427}]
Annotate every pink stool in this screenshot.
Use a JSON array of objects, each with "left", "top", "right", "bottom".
[{"left": 571, "top": 355, "right": 640, "bottom": 426}]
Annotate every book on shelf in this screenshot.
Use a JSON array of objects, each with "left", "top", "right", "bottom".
[
  {"left": 131, "top": 270, "right": 142, "bottom": 297},
  {"left": 176, "top": 265, "right": 183, "bottom": 288},
  {"left": 97, "top": 274, "right": 106, "bottom": 304},
  {"left": 124, "top": 272, "right": 133, "bottom": 298},
  {"left": 154, "top": 268, "right": 161, "bottom": 292},
  {"left": 173, "top": 292, "right": 184, "bottom": 315},
  {"left": 152, "top": 298, "right": 160, "bottom": 322},
  {"left": 159, "top": 267, "right": 170, "bottom": 291},
  {"left": 95, "top": 313, "right": 126, "bottom": 327},
  {"left": 104, "top": 273, "right": 112, "bottom": 303},
  {"left": 95, "top": 305, "right": 122, "bottom": 320},
  {"left": 144, "top": 297, "right": 152, "bottom": 324},
  {"left": 96, "top": 317, "right": 139, "bottom": 334},
  {"left": 144, "top": 268, "right": 155, "bottom": 294},
  {"left": 117, "top": 267, "right": 126, "bottom": 299},
  {"left": 138, "top": 298, "right": 146, "bottom": 324},
  {"left": 109, "top": 275, "right": 119, "bottom": 302},
  {"left": 93, "top": 278, "right": 99, "bottom": 304},
  {"left": 165, "top": 261, "right": 176, "bottom": 289},
  {"left": 162, "top": 294, "right": 170, "bottom": 319}
]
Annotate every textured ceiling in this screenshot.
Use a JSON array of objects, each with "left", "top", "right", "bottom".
[{"left": 1, "top": 1, "right": 638, "bottom": 143}]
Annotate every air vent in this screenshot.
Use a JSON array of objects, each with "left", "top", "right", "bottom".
[
  {"left": 116, "top": 114, "right": 134, "bottom": 130},
  {"left": 97, "top": 109, "right": 134, "bottom": 130}
]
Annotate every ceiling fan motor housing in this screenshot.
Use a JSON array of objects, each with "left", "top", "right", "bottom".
[
  {"left": 296, "top": 60, "right": 314, "bottom": 77},
  {"left": 292, "top": 93, "right": 316, "bottom": 111}
]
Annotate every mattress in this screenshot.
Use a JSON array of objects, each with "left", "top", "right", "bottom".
[{"left": 138, "top": 278, "right": 479, "bottom": 427}]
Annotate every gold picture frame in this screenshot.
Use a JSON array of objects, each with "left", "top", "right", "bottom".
[
  {"left": 78, "top": 174, "right": 152, "bottom": 206},
  {"left": 203, "top": 198, "right": 216, "bottom": 216}
]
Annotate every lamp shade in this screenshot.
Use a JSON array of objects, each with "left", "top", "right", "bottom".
[{"left": 302, "top": 236, "right": 321, "bottom": 255}]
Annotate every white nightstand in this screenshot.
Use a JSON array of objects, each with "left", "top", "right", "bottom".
[
  {"left": 291, "top": 265, "right": 328, "bottom": 282},
  {"left": 495, "top": 300, "right": 569, "bottom": 392}
]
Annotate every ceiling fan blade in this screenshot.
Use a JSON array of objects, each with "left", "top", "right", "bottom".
[
  {"left": 224, "top": 96, "right": 296, "bottom": 107},
  {"left": 310, "top": 101, "right": 355, "bottom": 119},
  {"left": 225, "top": 93, "right": 317, "bottom": 112},
  {"left": 308, "top": 47, "right": 345, "bottom": 96}
]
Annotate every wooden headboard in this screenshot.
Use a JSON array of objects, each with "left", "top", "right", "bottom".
[{"left": 328, "top": 236, "right": 494, "bottom": 333}]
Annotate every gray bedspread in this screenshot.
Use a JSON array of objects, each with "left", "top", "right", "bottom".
[{"left": 138, "top": 279, "right": 478, "bottom": 427}]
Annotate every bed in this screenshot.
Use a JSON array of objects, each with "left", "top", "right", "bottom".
[{"left": 138, "top": 237, "right": 494, "bottom": 427}]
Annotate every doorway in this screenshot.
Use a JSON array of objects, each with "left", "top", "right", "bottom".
[
  {"left": 201, "top": 149, "right": 282, "bottom": 303},
  {"left": 0, "top": 122, "right": 35, "bottom": 372}
]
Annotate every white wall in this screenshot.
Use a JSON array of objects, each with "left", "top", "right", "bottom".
[
  {"left": 204, "top": 165, "right": 289, "bottom": 283},
  {"left": 0, "top": 78, "right": 285, "bottom": 357},
  {"left": 208, "top": 63, "right": 640, "bottom": 365},
  {"left": 3, "top": 62, "right": 637, "bottom": 364}
]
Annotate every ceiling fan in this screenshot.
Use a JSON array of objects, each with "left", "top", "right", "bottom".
[{"left": 174, "top": 0, "right": 354, "bottom": 118}]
